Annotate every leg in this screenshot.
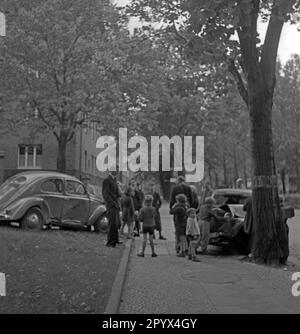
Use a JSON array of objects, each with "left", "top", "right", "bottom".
[
  {"left": 134, "top": 216, "right": 140, "bottom": 236},
  {"left": 120, "top": 220, "right": 126, "bottom": 235},
  {"left": 106, "top": 208, "right": 119, "bottom": 247},
  {"left": 149, "top": 229, "right": 157, "bottom": 256},
  {"left": 127, "top": 221, "right": 134, "bottom": 238},
  {"left": 174, "top": 222, "right": 180, "bottom": 253},
  {"left": 200, "top": 220, "right": 210, "bottom": 253},
  {"left": 149, "top": 234, "right": 155, "bottom": 254},
  {"left": 190, "top": 239, "right": 201, "bottom": 262},
  {"left": 177, "top": 235, "right": 187, "bottom": 257},
  {"left": 138, "top": 233, "right": 147, "bottom": 257}
]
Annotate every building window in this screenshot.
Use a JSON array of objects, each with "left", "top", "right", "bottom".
[{"left": 18, "top": 144, "right": 42, "bottom": 169}]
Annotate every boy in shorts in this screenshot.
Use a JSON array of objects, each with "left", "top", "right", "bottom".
[{"left": 138, "top": 195, "right": 158, "bottom": 258}]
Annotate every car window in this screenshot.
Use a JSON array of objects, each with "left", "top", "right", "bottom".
[
  {"left": 41, "top": 179, "right": 63, "bottom": 193},
  {"left": 214, "top": 194, "right": 227, "bottom": 205},
  {"left": 65, "top": 180, "right": 86, "bottom": 196},
  {"left": 214, "top": 194, "right": 250, "bottom": 205}
]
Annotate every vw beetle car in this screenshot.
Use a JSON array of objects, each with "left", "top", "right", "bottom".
[
  {"left": 209, "top": 188, "right": 295, "bottom": 253},
  {"left": 0, "top": 171, "right": 108, "bottom": 232}
]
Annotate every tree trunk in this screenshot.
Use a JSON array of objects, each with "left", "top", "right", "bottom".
[
  {"left": 243, "top": 158, "right": 248, "bottom": 189},
  {"left": 249, "top": 87, "right": 289, "bottom": 265},
  {"left": 56, "top": 130, "right": 69, "bottom": 173},
  {"left": 223, "top": 155, "right": 228, "bottom": 187},
  {"left": 280, "top": 168, "right": 286, "bottom": 195},
  {"left": 233, "top": 146, "right": 239, "bottom": 182},
  {"left": 215, "top": 171, "right": 219, "bottom": 188}
]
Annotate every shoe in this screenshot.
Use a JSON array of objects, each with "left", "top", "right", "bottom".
[
  {"left": 192, "top": 257, "right": 201, "bottom": 262},
  {"left": 151, "top": 253, "right": 158, "bottom": 257},
  {"left": 116, "top": 241, "right": 123, "bottom": 245},
  {"left": 188, "top": 255, "right": 192, "bottom": 260},
  {"left": 137, "top": 253, "right": 144, "bottom": 257},
  {"left": 159, "top": 236, "right": 167, "bottom": 240},
  {"left": 106, "top": 244, "right": 116, "bottom": 248},
  {"left": 176, "top": 253, "right": 185, "bottom": 258}
]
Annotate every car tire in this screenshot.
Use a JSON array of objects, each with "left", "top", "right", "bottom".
[
  {"left": 94, "top": 214, "right": 109, "bottom": 233},
  {"left": 21, "top": 207, "right": 44, "bottom": 231}
]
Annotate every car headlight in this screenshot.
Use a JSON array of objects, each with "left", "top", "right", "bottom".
[{"left": 0, "top": 210, "right": 11, "bottom": 219}]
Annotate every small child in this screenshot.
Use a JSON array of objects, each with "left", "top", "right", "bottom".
[
  {"left": 198, "top": 197, "right": 222, "bottom": 254},
  {"left": 137, "top": 195, "right": 158, "bottom": 258},
  {"left": 186, "top": 208, "right": 201, "bottom": 262},
  {"left": 218, "top": 212, "right": 236, "bottom": 238},
  {"left": 170, "top": 194, "right": 188, "bottom": 257}
]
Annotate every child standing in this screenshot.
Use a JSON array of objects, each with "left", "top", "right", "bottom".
[
  {"left": 186, "top": 208, "right": 201, "bottom": 262},
  {"left": 198, "top": 197, "right": 222, "bottom": 254},
  {"left": 138, "top": 195, "right": 158, "bottom": 258},
  {"left": 170, "top": 194, "right": 188, "bottom": 257}
]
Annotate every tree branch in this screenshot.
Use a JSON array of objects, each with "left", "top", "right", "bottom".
[
  {"left": 260, "top": 0, "right": 295, "bottom": 92},
  {"left": 227, "top": 57, "right": 249, "bottom": 106}
]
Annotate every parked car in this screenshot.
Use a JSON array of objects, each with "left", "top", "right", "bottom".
[
  {"left": 0, "top": 171, "right": 108, "bottom": 232},
  {"left": 209, "top": 188, "right": 295, "bottom": 254}
]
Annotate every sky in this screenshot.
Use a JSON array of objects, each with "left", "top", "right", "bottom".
[{"left": 115, "top": 0, "right": 300, "bottom": 64}]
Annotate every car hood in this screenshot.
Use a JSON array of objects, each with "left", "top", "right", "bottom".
[{"left": 0, "top": 178, "right": 34, "bottom": 212}]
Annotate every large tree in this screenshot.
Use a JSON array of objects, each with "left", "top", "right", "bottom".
[
  {"left": 0, "top": 0, "right": 130, "bottom": 172},
  {"left": 128, "top": 0, "right": 300, "bottom": 264}
]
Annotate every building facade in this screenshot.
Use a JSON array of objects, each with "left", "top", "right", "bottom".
[{"left": 0, "top": 121, "right": 131, "bottom": 194}]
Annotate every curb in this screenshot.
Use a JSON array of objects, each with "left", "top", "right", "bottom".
[{"left": 104, "top": 238, "right": 133, "bottom": 314}]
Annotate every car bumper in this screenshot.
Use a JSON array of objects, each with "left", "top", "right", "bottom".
[{"left": 0, "top": 213, "right": 11, "bottom": 220}]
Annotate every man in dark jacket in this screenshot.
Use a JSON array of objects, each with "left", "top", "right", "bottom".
[
  {"left": 102, "top": 171, "right": 122, "bottom": 247},
  {"left": 169, "top": 176, "right": 193, "bottom": 209}
]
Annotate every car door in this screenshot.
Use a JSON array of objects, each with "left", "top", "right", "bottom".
[
  {"left": 40, "top": 178, "right": 65, "bottom": 222},
  {"left": 61, "top": 179, "right": 90, "bottom": 225}
]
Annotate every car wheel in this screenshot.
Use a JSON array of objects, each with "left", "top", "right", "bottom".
[
  {"left": 94, "top": 214, "right": 109, "bottom": 233},
  {"left": 21, "top": 208, "right": 44, "bottom": 231}
]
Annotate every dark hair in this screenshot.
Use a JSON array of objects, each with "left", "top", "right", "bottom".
[
  {"left": 176, "top": 193, "right": 187, "bottom": 204},
  {"left": 124, "top": 186, "right": 132, "bottom": 196},
  {"left": 186, "top": 208, "right": 196, "bottom": 216},
  {"left": 144, "top": 194, "right": 153, "bottom": 204},
  {"left": 177, "top": 176, "right": 185, "bottom": 183}
]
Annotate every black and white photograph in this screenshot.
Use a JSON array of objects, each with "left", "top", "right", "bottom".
[{"left": 1, "top": 0, "right": 300, "bottom": 320}]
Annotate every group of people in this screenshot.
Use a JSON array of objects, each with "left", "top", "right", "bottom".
[
  {"left": 169, "top": 176, "right": 241, "bottom": 262},
  {"left": 101, "top": 171, "right": 241, "bottom": 260},
  {"left": 101, "top": 171, "right": 166, "bottom": 255}
]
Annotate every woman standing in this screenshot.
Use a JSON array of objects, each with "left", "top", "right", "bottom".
[
  {"left": 151, "top": 184, "right": 166, "bottom": 240},
  {"left": 120, "top": 187, "right": 135, "bottom": 239}
]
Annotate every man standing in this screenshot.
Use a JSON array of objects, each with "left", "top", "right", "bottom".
[
  {"left": 169, "top": 176, "right": 193, "bottom": 209},
  {"left": 102, "top": 171, "right": 122, "bottom": 248}
]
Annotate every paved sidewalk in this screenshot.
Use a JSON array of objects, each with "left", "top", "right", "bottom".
[{"left": 119, "top": 203, "right": 300, "bottom": 314}]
